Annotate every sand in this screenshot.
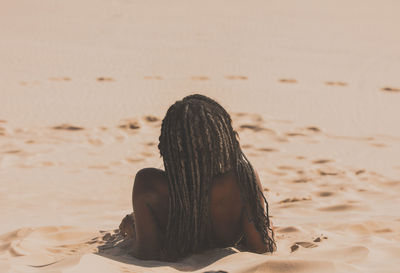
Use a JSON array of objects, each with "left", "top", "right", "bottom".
[{"left": 1, "top": 0, "right": 400, "bottom": 272}]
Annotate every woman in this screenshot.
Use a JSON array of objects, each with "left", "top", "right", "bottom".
[{"left": 119, "top": 94, "right": 275, "bottom": 261}]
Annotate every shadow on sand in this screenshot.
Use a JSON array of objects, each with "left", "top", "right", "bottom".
[{"left": 96, "top": 230, "right": 235, "bottom": 272}]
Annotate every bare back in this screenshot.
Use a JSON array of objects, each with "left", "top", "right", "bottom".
[{"left": 125, "top": 168, "right": 268, "bottom": 260}]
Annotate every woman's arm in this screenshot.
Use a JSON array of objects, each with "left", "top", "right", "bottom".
[{"left": 241, "top": 170, "right": 273, "bottom": 253}]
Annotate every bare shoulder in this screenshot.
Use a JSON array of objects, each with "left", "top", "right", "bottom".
[{"left": 133, "top": 168, "right": 168, "bottom": 195}]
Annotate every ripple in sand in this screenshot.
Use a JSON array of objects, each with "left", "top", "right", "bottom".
[
  {"left": 239, "top": 124, "right": 273, "bottom": 133},
  {"left": 286, "top": 132, "right": 306, "bottom": 137},
  {"left": 191, "top": 76, "right": 209, "bottom": 81},
  {"left": 96, "top": 77, "right": 115, "bottom": 82},
  {"left": 49, "top": 77, "right": 71, "bottom": 82},
  {"left": 88, "top": 138, "right": 103, "bottom": 146},
  {"left": 325, "top": 81, "right": 348, "bottom": 86},
  {"left": 381, "top": 87, "right": 400, "bottom": 93},
  {"left": 225, "top": 75, "right": 247, "bottom": 80},
  {"left": 279, "top": 197, "right": 311, "bottom": 204},
  {"left": 374, "top": 228, "right": 393, "bottom": 233},
  {"left": 144, "top": 76, "right": 163, "bottom": 80},
  {"left": 118, "top": 120, "right": 140, "bottom": 130},
  {"left": 279, "top": 78, "right": 297, "bottom": 83},
  {"left": 277, "top": 165, "right": 296, "bottom": 171},
  {"left": 355, "top": 169, "right": 365, "bottom": 175},
  {"left": 294, "top": 241, "right": 318, "bottom": 249},
  {"left": 241, "top": 144, "right": 253, "bottom": 149},
  {"left": 371, "top": 143, "right": 387, "bottom": 147},
  {"left": 313, "top": 159, "right": 333, "bottom": 164},
  {"left": 318, "top": 204, "right": 354, "bottom": 212},
  {"left": 318, "top": 170, "right": 340, "bottom": 176},
  {"left": 52, "top": 124, "right": 84, "bottom": 131},
  {"left": 293, "top": 178, "right": 310, "bottom": 183},
  {"left": 313, "top": 236, "right": 328, "bottom": 242},
  {"left": 125, "top": 157, "right": 144, "bottom": 163},
  {"left": 256, "top": 259, "right": 335, "bottom": 273},
  {"left": 144, "top": 116, "right": 159, "bottom": 122},
  {"left": 140, "top": 152, "right": 153, "bottom": 157},
  {"left": 88, "top": 165, "right": 109, "bottom": 170},
  {"left": 4, "top": 150, "right": 21, "bottom": 154},
  {"left": 275, "top": 226, "right": 301, "bottom": 233},
  {"left": 258, "top": 147, "right": 278, "bottom": 152},
  {"left": 316, "top": 191, "right": 334, "bottom": 197},
  {"left": 306, "top": 126, "right": 321, "bottom": 132}
]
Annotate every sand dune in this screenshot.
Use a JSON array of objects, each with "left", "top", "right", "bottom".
[
  {"left": 1, "top": 0, "right": 400, "bottom": 272},
  {"left": 1, "top": 112, "right": 399, "bottom": 272}
]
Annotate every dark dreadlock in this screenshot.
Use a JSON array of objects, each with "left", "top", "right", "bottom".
[{"left": 158, "top": 94, "right": 275, "bottom": 260}]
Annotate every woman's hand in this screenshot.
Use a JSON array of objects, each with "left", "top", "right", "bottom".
[{"left": 119, "top": 213, "right": 135, "bottom": 239}]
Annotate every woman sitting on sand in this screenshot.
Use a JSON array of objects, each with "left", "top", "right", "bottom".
[{"left": 119, "top": 94, "right": 275, "bottom": 261}]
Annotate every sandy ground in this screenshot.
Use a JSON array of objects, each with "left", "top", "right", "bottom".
[{"left": 1, "top": 0, "right": 400, "bottom": 272}]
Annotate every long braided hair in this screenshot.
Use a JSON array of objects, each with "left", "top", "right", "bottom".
[{"left": 158, "top": 94, "right": 275, "bottom": 260}]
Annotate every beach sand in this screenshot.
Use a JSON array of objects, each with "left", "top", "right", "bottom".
[{"left": 1, "top": 0, "right": 400, "bottom": 272}]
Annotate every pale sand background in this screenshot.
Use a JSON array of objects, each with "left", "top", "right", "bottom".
[{"left": 1, "top": 0, "right": 400, "bottom": 272}]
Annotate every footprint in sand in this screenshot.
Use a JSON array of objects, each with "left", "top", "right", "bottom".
[
  {"left": 279, "top": 197, "right": 311, "bottom": 204},
  {"left": 370, "top": 143, "right": 387, "bottom": 148},
  {"left": 19, "top": 81, "right": 41, "bottom": 86},
  {"left": 239, "top": 124, "right": 274, "bottom": 134},
  {"left": 286, "top": 132, "right": 306, "bottom": 137},
  {"left": 325, "top": 81, "right": 348, "bottom": 87},
  {"left": 313, "top": 235, "right": 328, "bottom": 242},
  {"left": 140, "top": 152, "right": 153, "bottom": 158},
  {"left": 118, "top": 120, "right": 140, "bottom": 130},
  {"left": 125, "top": 157, "right": 145, "bottom": 164},
  {"left": 49, "top": 77, "right": 71, "bottom": 82},
  {"left": 241, "top": 144, "right": 253, "bottom": 149},
  {"left": 191, "top": 76, "right": 209, "bottom": 81},
  {"left": 4, "top": 150, "right": 22, "bottom": 154},
  {"left": 96, "top": 77, "right": 115, "bottom": 82},
  {"left": 306, "top": 126, "right": 322, "bottom": 133},
  {"left": 291, "top": 241, "right": 318, "bottom": 252},
  {"left": 355, "top": 169, "right": 366, "bottom": 175},
  {"left": 318, "top": 204, "right": 355, "bottom": 212},
  {"left": 144, "top": 76, "right": 163, "bottom": 80},
  {"left": 276, "top": 226, "right": 301, "bottom": 233},
  {"left": 52, "top": 124, "right": 84, "bottom": 131},
  {"left": 239, "top": 124, "right": 264, "bottom": 132},
  {"left": 233, "top": 112, "right": 247, "bottom": 117},
  {"left": 316, "top": 191, "right": 334, "bottom": 197},
  {"left": 279, "top": 78, "right": 297, "bottom": 84},
  {"left": 292, "top": 178, "right": 310, "bottom": 183},
  {"left": 257, "top": 147, "right": 278, "bottom": 153},
  {"left": 88, "top": 165, "right": 109, "bottom": 170},
  {"left": 277, "top": 165, "right": 296, "bottom": 171},
  {"left": 88, "top": 138, "right": 103, "bottom": 146},
  {"left": 318, "top": 167, "right": 341, "bottom": 176},
  {"left": 319, "top": 171, "right": 339, "bottom": 176},
  {"left": 143, "top": 115, "right": 159, "bottom": 123},
  {"left": 225, "top": 75, "right": 248, "bottom": 80},
  {"left": 374, "top": 228, "right": 393, "bottom": 234},
  {"left": 312, "top": 159, "right": 333, "bottom": 164},
  {"left": 381, "top": 87, "right": 400, "bottom": 93}
]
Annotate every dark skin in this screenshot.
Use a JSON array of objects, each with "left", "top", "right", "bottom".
[{"left": 119, "top": 167, "right": 270, "bottom": 261}]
